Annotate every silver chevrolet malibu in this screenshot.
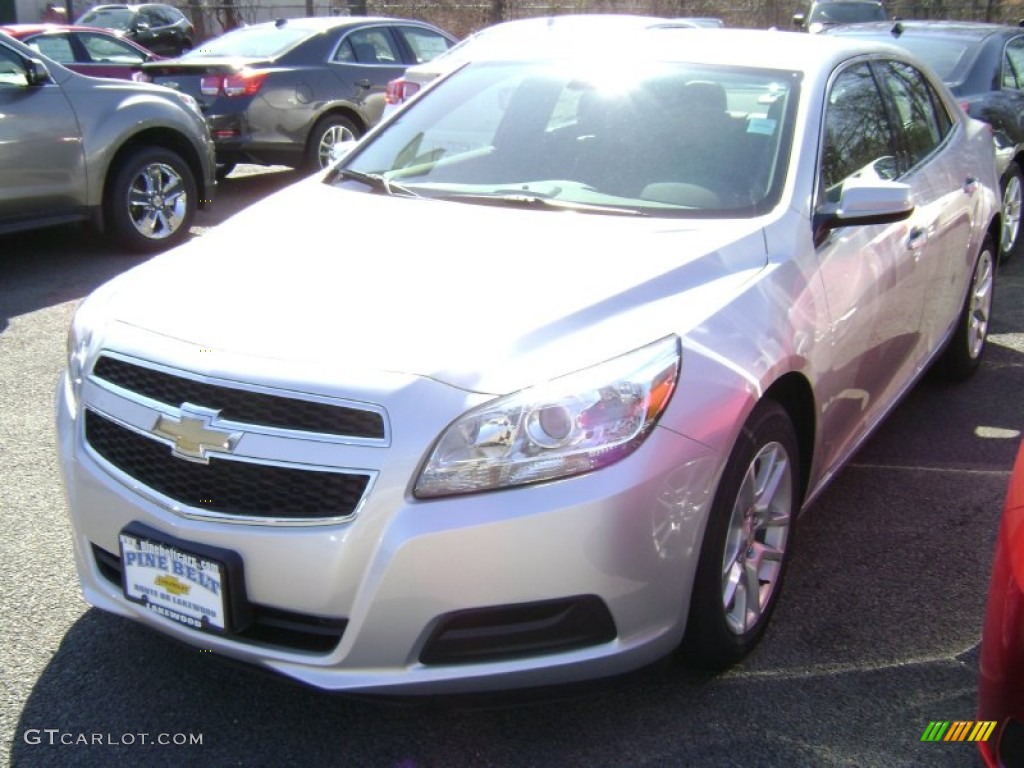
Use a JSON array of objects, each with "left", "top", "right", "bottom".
[{"left": 57, "top": 27, "right": 1001, "bottom": 694}]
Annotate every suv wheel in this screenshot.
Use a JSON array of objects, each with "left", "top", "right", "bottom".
[{"left": 106, "top": 146, "right": 196, "bottom": 253}]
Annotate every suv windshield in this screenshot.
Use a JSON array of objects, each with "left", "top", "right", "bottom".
[
  {"left": 809, "top": 2, "right": 887, "bottom": 25},
  {"left": 334, "top": 61, "right": 797, "bottom": 217},
  {"left": 78, "top": 7, "right": 134, "bottom": 30}
]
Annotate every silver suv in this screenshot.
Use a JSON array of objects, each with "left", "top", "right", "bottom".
[{"left": 0, "top": 32, "right": 214, "bottom": 252}]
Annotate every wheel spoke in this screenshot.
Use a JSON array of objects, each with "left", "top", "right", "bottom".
[
  {"left": 742, "top": 558, "right": 763, "bottom": 629},
  {"left": 138, "top": 208, "right": 161, "bottom": 236}
]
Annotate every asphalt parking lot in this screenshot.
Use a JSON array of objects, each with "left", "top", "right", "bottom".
[{"left": 2, "top": 166, "right": 1022, "bottom": 767}]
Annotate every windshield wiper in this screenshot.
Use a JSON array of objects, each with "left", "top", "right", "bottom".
[
  {"left": 435, "top": 193, "right": 647, "bottom": 216},
  {"left": 333, "top": 169, "right": 419, "bottom": 197}
]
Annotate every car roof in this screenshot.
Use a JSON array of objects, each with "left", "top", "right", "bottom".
[
  {"left": 827, "top": 19, "right": 1020, "bottom": 41},
  {"left": 237, "top": 15, "right": 435, "bottom": 34},
  {"left": 470, "top": 27, "right": 910, "bottom": 73},
  {"left": 0, "top": 23, "right": 128, "bottom": 35}
]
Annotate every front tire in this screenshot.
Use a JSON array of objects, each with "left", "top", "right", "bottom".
[
  {"left": 105, "top": 146, "right": 196, "bottom": 253},
  {"left": 941, "top": 235, "right": 995, "bottom": 381},
  {"left": 1000, "top": 163, "right": 1023, "bottom": 263},
  {"left": 683, "top": 399, "right": 800, "bottom": 670},
  {"left": 305, "top": 114, "right": 359, "bottom": 171}
]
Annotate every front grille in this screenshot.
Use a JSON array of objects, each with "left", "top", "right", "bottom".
[
  {"left": 92, "top": 355, "right": 385, "bottom": 439},
  {"left": 85, "top": 411, "right": 369, "bottom": 520},
  {"left": 91, "top": 544, "right": 346, "bottom": 653}
]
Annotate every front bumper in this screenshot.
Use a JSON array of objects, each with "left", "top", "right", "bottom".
[{"left": 55, "top": 345, "right": 721, "bottom": 694}]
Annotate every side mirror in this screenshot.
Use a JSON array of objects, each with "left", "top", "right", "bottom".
[
  {"left": 813, "top": 177, "right": 914, "bottom": 246},
  {"left": 25, "top": 57, "right": 51, "bottom": 86},
  {"left": 793, "top": 12, "right": 807, "bottom": 27}
]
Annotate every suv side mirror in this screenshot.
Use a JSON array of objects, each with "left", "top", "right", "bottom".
[
  {"left": 793, "top": 12, "right": 807, "bottom": 27},
  {"left": 25, "top": 57, "right": 51, "bottom": 86}
]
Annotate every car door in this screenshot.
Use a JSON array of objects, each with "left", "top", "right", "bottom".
[
  {"left": 75, "top": 31, "right": 151, "bottom": 79},
  {"left": 392, "top": 24, "right": 454, "bottom": 65},
  {"left": 874, "top": 58, "right": 975, "bottom": 354},
  {"left": 813, "top": 60, "right": 934, "bottom": 465},
  {"left": 0, "top": 41, "right": 85, "bottom": 222},
  {"left": 328, "top": 25, "right": 408, "bottom": 126},
  {"left": 20, "top": 31, "right": 78, "bottom": 69}
]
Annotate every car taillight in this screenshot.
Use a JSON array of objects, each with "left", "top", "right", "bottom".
[
  {"left": 385, "top": 78, "right": 420, "bottom": 105},
  {"left": 200, "top": 71, "right": 267, "bottom": 97}
]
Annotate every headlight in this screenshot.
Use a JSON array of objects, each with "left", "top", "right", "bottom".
[
  {"left": 175, "top": 90, "right": 203, "bottom": 118},
  {"left": 414, "top": 336, "right": 681, "bottom": 498},
  {"left": 65, "top": 303, "right": 95, "bottom": 411}
]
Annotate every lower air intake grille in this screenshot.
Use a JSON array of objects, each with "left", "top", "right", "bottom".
[{"left": 420, "top": 595, "right": 617, "bottom": 665}]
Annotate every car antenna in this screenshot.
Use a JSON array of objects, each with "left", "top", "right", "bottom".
[{"left": 889, "top": 21, "right": 903, "bottom": 37}]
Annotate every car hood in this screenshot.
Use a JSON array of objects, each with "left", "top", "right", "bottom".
[{"left": 97, "top": 177, "right": 769, "bottom": 394}]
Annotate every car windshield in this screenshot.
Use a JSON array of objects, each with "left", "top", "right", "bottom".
[
  {"left": 181, "top": 25, "right": 309, "bottom": 58},
  {"left": 809, "top": 3, "right": 887, "bottom": 23},
  {"left": 335, "top": 61, "right": 798, "bottom": 217},
  {"left": 78, "top": 7, "right": 134, "bottom": 30}
]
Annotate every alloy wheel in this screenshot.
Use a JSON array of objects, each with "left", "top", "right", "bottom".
[
  {"left": 967, "top": 247, "right": 995, "bottom": 360},
  {"left": 317, "top": 124, "right": 356, "bottom": 168},
  {"left": 721, "top": 441, "right": 793, "bottom": 635},
  {"left": 126, "top": 162, "right": 187, "bottom": 240},
  {"left": 1002, "top": 173, "right": 1022, "bottom": 256}
]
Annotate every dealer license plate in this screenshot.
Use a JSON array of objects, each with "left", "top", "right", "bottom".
[{"left": 120, "top": 531, "right": 228, "bottom": 633}]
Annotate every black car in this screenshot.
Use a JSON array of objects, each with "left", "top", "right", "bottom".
[
  {"left": 826, "top": 21, "right": 1024, "bottom": 260},
  {"left": 143, "top": 16, "right": 456, "bottom": 176},
  {"left": 76, "top": 3, "right": 193, "bottom": 56}
]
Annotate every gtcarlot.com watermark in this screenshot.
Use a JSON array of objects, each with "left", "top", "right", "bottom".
[{"left": 23, "top": 729, "right": 203, "bottom": 746}]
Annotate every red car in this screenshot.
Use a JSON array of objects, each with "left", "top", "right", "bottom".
[
  {"left": 0, "top": 23, "right": 159, "bottom": 80},
  {"left": 979, "top": 439, "right": 1024, "bottom": 767}
]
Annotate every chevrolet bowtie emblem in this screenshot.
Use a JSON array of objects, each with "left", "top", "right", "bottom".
[{"left": 153, "top": 405, "right": 241, "bottom": 463}]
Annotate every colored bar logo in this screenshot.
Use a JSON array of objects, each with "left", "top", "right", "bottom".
[{"left": 921, "top": 721, "right": 997, "bottom": 742}]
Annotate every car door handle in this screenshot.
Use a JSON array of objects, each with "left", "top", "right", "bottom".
[
  {"left": 964, "top": 176, "right": 980, "bottom": 195},
  {"left": 907, "top": 226, "right": 929, "bottom": 250},
  {"left": 355, "top": 79, "right": 372, "bottom": 89}
]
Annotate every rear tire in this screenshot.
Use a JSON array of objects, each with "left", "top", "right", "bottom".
[
  {"left": 105, "top": 146, "right": 196, "bottom": 254},
  {"left": 305, "top": 114, "right": 359, "bottom": 172},
  {"left": 682, "top": 399, "right": 800, "bottom": 670},
  {"left": 941, "top": 235, "right": 995, "bottom": 381}
]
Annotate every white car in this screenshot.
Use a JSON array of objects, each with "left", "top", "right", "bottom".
[{"left": 58, "top": 28, "right": 1000, "bottom": 694}]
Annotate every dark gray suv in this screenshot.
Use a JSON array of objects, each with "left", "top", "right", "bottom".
[{"left": 0, "top": 32, "right": 215, "bottom": 253}]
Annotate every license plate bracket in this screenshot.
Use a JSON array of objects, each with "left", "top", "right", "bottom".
[{"left": 119, "top": 521, "right": 251, "bottom": 635}]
